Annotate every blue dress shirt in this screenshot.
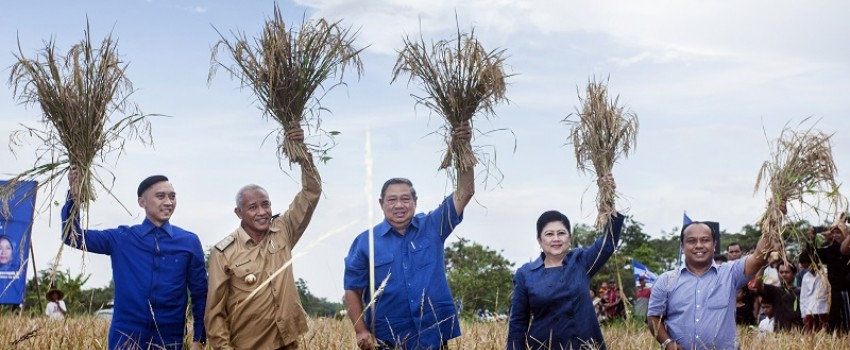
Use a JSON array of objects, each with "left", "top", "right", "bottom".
[
  {"left": 648, "top": 257, "right": 753, "bottom": 350},
  {"left": 507, "top": 213, "right": 624, "bottom": 350},
  {"left": 344, "top": 195, "right": 463, "bottom": 349},
  {"left": 62, "top": 199, "right": 207, "bottom": 349}
]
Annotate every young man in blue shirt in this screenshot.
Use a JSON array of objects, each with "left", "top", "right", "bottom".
[
  {"left": 62, "top": 168, "right": 206, "bottom": 349},
  {"left": 343, "top": 122, "right": 474, "bottom": 350}
]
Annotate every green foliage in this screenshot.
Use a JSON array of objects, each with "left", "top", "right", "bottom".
[
  {"left": 296, "top": 278, "right": 343, "bottom": 317},
  {"left": 445, "top": 238, "right": 514, "bottom": 316},
  {"left": 79, "top": 280, "right": 114, "bottom": 314},
  {"left": 21, "top": 268, "right": 90, "bottom": 316}
]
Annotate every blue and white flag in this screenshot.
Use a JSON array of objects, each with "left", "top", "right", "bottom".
[
  {"left": 632, "top": 260, "right": 657, "bottom": 285},
  {"left": 677, "top": 211, "right": 692, "bottom": 266}
]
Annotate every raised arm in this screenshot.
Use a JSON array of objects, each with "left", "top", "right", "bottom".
[
  {"left": 279, "top": 126, "right": 322, "bottom": 247},
  {"left": 61, "top": 166, "right": 112, "bottom": 254},
  {"left": 752, "top": 264, "right": 767, "bottom": 293},
  {"left": 744, "top": 231, "right": 772, "bottom": 277},
  {"left": 583, "top": 212, "right": 625, "bottom": 275},
  {"left": 452, "top": 121, "right": 475, "bottom": 214}
]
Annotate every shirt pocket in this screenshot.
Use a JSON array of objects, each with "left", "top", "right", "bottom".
[
  {"left": 410, "top": 240, "right": 434, "bottom": 270},
  {"left": 159, "top": 253, "right": 189, "bottom": 286},
  {"left": 229, "top": 260, "right": 260, "bottom": 292},
  {"left": 373, "top": 254, "right": 395, "bottom": 283},
  {"left": 705, "top": 283, "right": 731, "bottom": 309},
  {"left": 266, "top": 237, "right": 287, "bottom": 254}
]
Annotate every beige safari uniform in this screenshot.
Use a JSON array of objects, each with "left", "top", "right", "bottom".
[{"left": 205, "top": 165, "right": 320, "bottom": 350}]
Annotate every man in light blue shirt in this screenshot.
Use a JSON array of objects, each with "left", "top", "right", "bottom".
[{"left": 647, "top": 221, "right": 771, "bottom": 350}]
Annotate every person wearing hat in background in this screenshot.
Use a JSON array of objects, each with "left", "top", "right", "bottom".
[
  {"left": 45, "top": 288, "right": 66, "bottom": 320},
  {"left": 506, "top": 174, "right": 624, "bottom": 350},
  {"left": 809, "top": 213, "right": 850, "bottom": 333},
  {"left": 62, "top": 167, "right": 207, "bottom": 350}
]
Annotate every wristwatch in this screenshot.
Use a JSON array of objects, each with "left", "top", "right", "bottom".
[{"left": 660, "top": 338, "right": 674, "bottom": 349}]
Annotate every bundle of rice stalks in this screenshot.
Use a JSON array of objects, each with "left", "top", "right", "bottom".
[
  {"left": 210, "top": 4, "right": 363, "bottom": 165},
  {"left": 391, "top": 24, "right": 509, "bottom": 173},
  {"left": 1, "top": 23, "right": 151, "bottom": 234},
  {"left": 754, "top": 119, "right": 845, "bottom": 255},
  {"left": 567, "top": 77, "right": 638, "bottom": 230}
]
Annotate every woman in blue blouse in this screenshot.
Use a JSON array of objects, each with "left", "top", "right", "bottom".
[{"left": 507, "top": 177, "right": 624, "bottom": 350}]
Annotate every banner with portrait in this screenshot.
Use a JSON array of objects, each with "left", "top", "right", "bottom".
[{"left": 0, "top": 180, "right": 37, "bottom": 305}]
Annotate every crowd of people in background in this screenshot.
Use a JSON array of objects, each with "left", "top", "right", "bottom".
[
  {"left": 725, "top": 218, "right": 850, "bottom": 336},
  {"left": 589, "top": 279, "right": 629, "bottom": 324}
]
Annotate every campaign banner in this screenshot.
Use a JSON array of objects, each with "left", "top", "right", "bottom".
[{"left": 0, "top": 180, "right": 37, "bottom": 305}]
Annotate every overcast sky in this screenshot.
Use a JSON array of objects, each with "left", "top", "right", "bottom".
[{"left": 2, "top": 0, "right": 848, "bottom": 302}]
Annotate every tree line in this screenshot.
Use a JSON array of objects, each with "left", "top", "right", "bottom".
[{"left": 2, "top": 214, "right": 814, "bottom": 319}]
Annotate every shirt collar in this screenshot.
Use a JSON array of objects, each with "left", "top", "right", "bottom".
[
  {"left": 678, "top": 260, "right": 720, "bottom": 274},
  {"left": 529, "top": 253, "right": 546, "bottom": 270},
  {"left": 140, "top": 218, "right": 173, "bottom": 237},
  {"left": 377, "top": 216, "right": 419, "bottom": 236},
  {"left": 236, "top": 224, "right": 279, "bottom": 245}
]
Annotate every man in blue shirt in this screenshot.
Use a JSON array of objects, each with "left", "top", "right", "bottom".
[
  {"left": 343, "top": 123, "right": 474, "bottom": 350},
  {"left": 647, "top": 221, "right": 770, "bottom": 350},
  {"left": 62, "top": 168, "right": 206, "bottom": 350}
]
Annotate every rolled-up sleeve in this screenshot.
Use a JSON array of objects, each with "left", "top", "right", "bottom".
[
  {"left": 732, "top": 256, "right": 751, "bottom": 289},
  {"left": 343, "top": 234, "right": 368, "bottom": 291},
  {"left": 647, "top": 272, "right": 670, "bottom": 317}
]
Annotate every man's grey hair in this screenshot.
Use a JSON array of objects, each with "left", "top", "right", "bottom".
[{"left": 235, "top": 184, "right": 268, "bottom": 207}]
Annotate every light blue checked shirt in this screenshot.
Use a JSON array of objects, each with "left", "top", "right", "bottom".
[{"left": 648, "top": 257, "right": 753, "bottom": 350}]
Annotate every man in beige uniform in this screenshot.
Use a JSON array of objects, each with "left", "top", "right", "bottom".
[{"left": 205, "top": 128, "right": 321, "bottom": 350}]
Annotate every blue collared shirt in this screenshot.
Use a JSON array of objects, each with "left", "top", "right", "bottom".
[
  {"left": 507, "top": 213, "right": 624, "bottom": 350},
  {"left": 344, "top": 195, "right": 462, "bottom": 349},
  {"left": 648, "top": 257, "right": 753, "bottom": 350},
  {"left": 62, "top": 199, "right": 207, "bottom": 349}
]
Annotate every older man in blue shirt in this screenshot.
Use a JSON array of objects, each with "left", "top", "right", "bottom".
[
  {"left": 62, "top": 168, "right": 206, "bottom": 350},
  {"left": 647, "top": 221, "right": 770, "bottom": 350},
  {"left": 343, "top": 123, "right": 474, "bottom": 350}
]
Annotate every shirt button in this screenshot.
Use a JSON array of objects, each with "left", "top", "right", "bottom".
[
  {"left": 696, "top": 319, "right": 699, "bottom": 322},
  {"left": 697, "top": 305, "right": 700, "bottom": 308}
]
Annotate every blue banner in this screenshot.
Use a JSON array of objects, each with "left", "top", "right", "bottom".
[{"left": 0, "top": 180, "right": 37, "bottom": 305}]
